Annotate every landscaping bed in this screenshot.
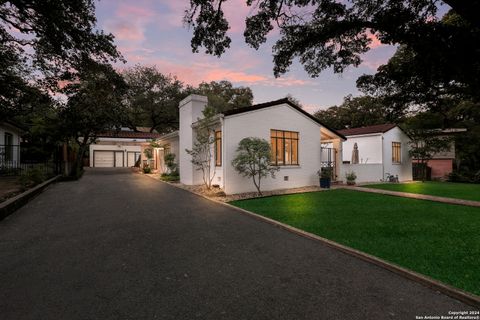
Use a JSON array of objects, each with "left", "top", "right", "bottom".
[
  {"left": 231, "top": 189, "right": 480, "bottom": 296},
  {"left": 0, "top": 176, "right": 23, "bottom": 203},
  {"left": 363, "top": 181, "right": 480, "bottom": 202},
  {"left": 147, "top": 173, "right": 325, "bottom": 202}
]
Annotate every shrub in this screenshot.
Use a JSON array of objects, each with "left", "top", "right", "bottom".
[
  {"left": 346, "top": 171, "right": 357, "bottom": 181},
  {"left": 164, "top": 153, "right": 177, "bottom": 173},
  {"left": 19, "top": 167, "right": 46, "bottom": 189},
  {"left": 231, "top": 137, "right": 279, "bottom": 195},
  {"left": 143, "top": 166, "right": 152, "bottom": 174},
  {"left": 318, "top": 167, "right": 332, "bottom": 179},
  {"left": 160, "top": 174, "right": 180, "bottom": 182},
  {"left": 160, "top": 170, "right": 180, "bottom": 181}
]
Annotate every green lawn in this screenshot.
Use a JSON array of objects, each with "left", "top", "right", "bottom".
[
  {"left": 363, "top": 181, "right": 480, "bottom": 202},
  {"left": 231, "top": 190, "right": 480, "bottom": 296}
]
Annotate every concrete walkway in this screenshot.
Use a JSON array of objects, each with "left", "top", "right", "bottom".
[
  {"left": 343, "top": 186, "right": 480, "bottom": 207},
  {"left": 0, "top": 169, "right": 473, "bottom": 319}
]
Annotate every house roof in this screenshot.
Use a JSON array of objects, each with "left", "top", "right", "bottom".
[
  {"left": 223, "top": 98, "right": 346, "bottom": 140},
  {"left": 136, "top": 126, "right": 158, "bottom": 133},
  {"left": 157, "top": 130, "right": 179, "bottom": 141},
  {"left": 337, "top": 123, "right": 397, "bottom": 136},
  {"left": 1, "top": 121, "right": 25, "bottom": 133},
  {"left": 97, "top": 130, "right": 162, "bottom": 139}
]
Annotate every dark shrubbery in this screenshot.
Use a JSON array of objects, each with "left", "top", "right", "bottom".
[
  {"left": 160, "top": 171, "right": 179, "bottom": 182},
  {"left": 19, "top": 167, "right": 46, "bottom": 189},
  {"left": 447, "top": 170, "right": 480, "bottom": 184}
]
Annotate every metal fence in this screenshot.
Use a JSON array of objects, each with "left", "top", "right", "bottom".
[{"left": 0, "top": 144, "right": 62, "bottom": 177}]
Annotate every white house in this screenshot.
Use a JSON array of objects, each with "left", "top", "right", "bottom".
[
  {"left": 338, "top": 124, "right": 413, "bottom": 183},
  {"left": 89, "top": 129, "right": 161, "bottom": 168},
  {"left": 154, "top": 94, "right": 346, "bottom": 195},
  {"left": 0, "top": 121, "right": 23, "bottom": 167}
]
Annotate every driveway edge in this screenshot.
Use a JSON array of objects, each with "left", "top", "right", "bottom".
[
  {"left": 0, "top": 175, "right": 61, "bottom": 221},
  {"left": 147, "top": 175, "right": 480, "bottom": 308}
]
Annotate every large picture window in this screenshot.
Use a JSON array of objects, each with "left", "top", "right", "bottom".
[
  {"left": 392, "top": 142, "right": 401, "bottom": 164},
  {"left": 215, "top": 131, "right": 222, "bottom": 166},
  {"left": 270, "top": 130, "right": 299, "bottom": 166}
]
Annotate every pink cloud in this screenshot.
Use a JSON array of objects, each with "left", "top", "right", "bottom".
[
  {"left": 108, "top": 21, "right": 145, "bottom": 41},
  {"left": 204, "top": 70, "right": 267, "bottom": 83},
  {"left": 116, "top": 5, "right": 154, "bottom": 19},
  {"left": 104, "top": 4, "right": 155, "bottom": 43},
  {"left": 367, "top": 31, "right": 384, "bottom": 49}
]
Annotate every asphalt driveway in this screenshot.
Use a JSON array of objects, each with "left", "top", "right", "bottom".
[{"left": 0, "top": 169, "right": 473, "bottom": 319}]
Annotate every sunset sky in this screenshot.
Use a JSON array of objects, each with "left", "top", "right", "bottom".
[{"left": 95, "top": 0, "right": 399, "bottom": 113}]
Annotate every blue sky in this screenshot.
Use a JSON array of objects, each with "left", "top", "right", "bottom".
[{"left": 95, "top": 0, "right": 399, "bottom": 113}]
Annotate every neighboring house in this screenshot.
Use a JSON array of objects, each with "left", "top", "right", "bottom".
[
  {"left": 154, "top": 94, "right": 346, "bottom": 195},
  {"left": 89, "top": 129, "right": 161, "bottom": 168},
  {"left": 0, "top": 121, "right": 23, "bottom": 168},
  {"left": 338, "top": 124, "right": 413, "bottom": 183},
  {"left": 412, "top": 128, "right": 467, "bottom": 180}
]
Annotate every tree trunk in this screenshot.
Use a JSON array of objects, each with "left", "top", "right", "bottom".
[{"left": 71, "top": 142, "right": 87, "bottom": 178}]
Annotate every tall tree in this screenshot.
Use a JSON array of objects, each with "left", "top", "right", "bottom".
[
  {"left": 185, "top": 106, "right": 218, "bottom": 189},
  {"left": 0, "top": 0, "right": 123, "bottom": 120},
  {"left": 192, "top": 80, "right": 253, "bottom": 113},
  {"left": 314, "top": 95, "right": 404, "bottom": 129},
  {"left": 123, "top": 66, "right": 185, "bottom": 133},
  {"left": 184, "top": 1, "right": 480, "bottom": 88},
  {"left": 0, "top": 0, "right": 122, "bottom": 77},
  {"left": 60, "top": 60, "right": 128, "bottom": 176}
]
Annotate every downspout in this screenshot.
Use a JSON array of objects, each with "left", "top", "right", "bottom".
[
  {"left": 220, "top": 115, "right": 226, "bottom": 192},
  {"left": 381, "top": 136, "right": 385, "bottom": 181}
]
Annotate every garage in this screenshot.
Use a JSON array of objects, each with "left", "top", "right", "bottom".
[
  {"left": 89, "top": 129, "right": 162, "bottom": 168},
  {"left": 93, "top": 151, "right": 124, "bottom": 167}
]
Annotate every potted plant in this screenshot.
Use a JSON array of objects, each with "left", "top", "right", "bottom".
[
  {"left": 317, "top": 167, "right": 332, "bottom": 189},
  {"left": 346, "top": 171, "right": 357, "bottom": 185}
]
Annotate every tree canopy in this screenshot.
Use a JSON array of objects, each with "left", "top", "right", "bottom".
[
  {"left": 185, "top": 1, "right": 480, "bottom": 82},
  {"left": 314, "top": 95, "right": 405, "bottom": 129},
  {"left": 0, "top": 0, "right": 123, "bottom": 120},
  {"left": 191, "top": 80, "right": 253, "bottom": 113},
  {"left": 60, "top": 61, "right": 128, "bottom": 174},
  {"left": 0, "top": 0, "right": 122, "bottom": 76},
  {"left": 123, "top": 66, "right": 185, "bottom": 134}
]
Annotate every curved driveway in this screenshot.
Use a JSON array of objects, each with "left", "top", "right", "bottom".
[{"left": 0, "top": 169, "right": 472, "bottom": 319}]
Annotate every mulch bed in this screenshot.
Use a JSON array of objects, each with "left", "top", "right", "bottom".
[{"left": 146, "top": 173, "right": 328, "bottom": 202}]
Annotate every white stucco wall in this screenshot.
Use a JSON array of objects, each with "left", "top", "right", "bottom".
[
  {"left": 342, "top": 134, "right": 383, "bottom": 164},
  {"left": 223, "top": 103, "right": 322, "bottom": 195},
  {"left": 156, "top": 135, "right": 180, "bottom": 173},
  {"left": 178, "top": 95, "right": 208, "bottom": 185},
  {"left": 382, "top": 127, "right": 412, "bottom": 181},
  {"left": 343, "top": 164, "right": 384, "bottom": 183},
  {"left": 1, "top": 124, "right": 22, "bottom": 163}
]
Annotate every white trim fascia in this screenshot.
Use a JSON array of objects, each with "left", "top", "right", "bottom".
[
  {"left": 344, "top": 132, "right": 383, "bottom": 139},
  {"left": 156, "top": 130, "right": 179, "bottom": 141},
  {"left": 95, "top": 137, "right": 152, "bottom": 143},
  {"left": 226, "top": 102, "right": 327, "bottom": 128}
]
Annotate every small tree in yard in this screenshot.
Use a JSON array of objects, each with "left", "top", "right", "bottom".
[
  {"left": 164, "top": 153, "right": 177, "bottom": 174},
  {"left": 186, "top": 106, "right": 217, "bottom": 189},
  {"left": 407, "top": 129, "right": 451, "bottom": 182},
  {"left": 231, "top": 137, "right": 279, "bottom": 195}
]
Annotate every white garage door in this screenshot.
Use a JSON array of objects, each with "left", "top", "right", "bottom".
[
  {"left": 94, "top": 151, "right": 125, "bottom": 167},
  {"left": 127, "top": 152, "right": 141, "bottom": 167},
  {"left": 94, "top": 151, "right": 115, "bottom": 167}
]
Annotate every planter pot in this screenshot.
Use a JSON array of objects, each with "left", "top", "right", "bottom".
[
  {"left": 320, "top": 178, "right": 331, "bottom": 189},
  {"left": 347, "top": 180, "right": 356, "bottom": 185}
]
